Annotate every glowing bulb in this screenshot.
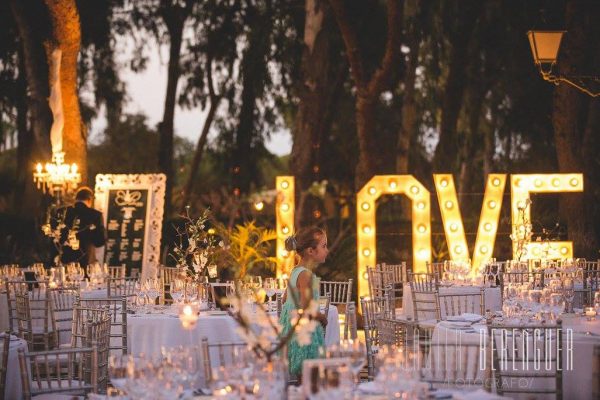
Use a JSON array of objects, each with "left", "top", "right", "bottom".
[
  {"left": 410, "top": 185, "right": 419, "bottom": 195},
  {"left": 281, "top": 203, "right": 290, "bottom": 212},
  {"left": 416, "top": 201, "right": 426, "bottom": 210},
  {"left": 362, "top": 225, "right": 372, "bottom": 234},
  {"left": 454, "top": 245, "right": 463, "bottom": 255},
  {"left": 560, "top": 247, "right": 568, "bottom": 255},
  {"left": 492, "top": 178, "right": 501, "bottom": 187},
  {"left": 445, "top": 200, "right": 453, "bottom": 210},
  {"left": 570, "top": 178, "right": 579, "bottom": 187},
  {"left": 449, "top": 223, "right": 458, "bottom": 232},
  {"left": 552, "top": 178, "right": 560, "bottom": 187},
  {"left": 480, "top": 245, "right": 488, "bottom": 254},
  {"left": 488, "top": 200, "right": 497, "bottom": 209},
  {"left": 484, "top": 222, "right": 493, "bottom": 232},
  {"left": 440, "top": 179, "right": 448, "bottom": 188},
  {"left": 254, "top": 201, "right": 264, "bottom": 211},
  {"left": 368, "top": 186, "right": 377, "bottom": 195},
  {"left": 532, "top": 247, "right": 540, "bottom": 256},
  {"left": 362, "top": 248, "right": 371, "bottom": 257},
  {"left": 417, "top": 224, "right": 426, "bottom": 233},
  {"left": 281, "top": 250, "right": 290, "bottom": 258},
  {"left": 361, "top": 202, "right": 370, "bottom": 211},
  {"left": 388, "top": 180, "right": 397, "bottom": 189},
  {"left": 534, "top": 179, "right": 542, "bottom": 188},
  {"left": 282, "top": 226, "right": 290, "bottom": 234},
  {"left": 281, "top": 180, "right": 289, "bottom": 189},
  {"left": 362, "top": 271, "right": 369, "bottom": 280},
  {"left": 207, "top": 228, "right": 216, "bottom": 235},
  {"left": 418, "top": 248, "right": 428, "bottom": 259},
  {"left": 183, "top": 305, "right": 193, "bottom": 316}
]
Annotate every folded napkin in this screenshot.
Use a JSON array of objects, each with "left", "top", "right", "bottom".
[{"left": 446, "top": 313, "right": 483, "bottom": 323}]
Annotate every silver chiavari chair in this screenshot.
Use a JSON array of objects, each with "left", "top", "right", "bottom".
[
  {"left": 378, "top": 262, "right": 408, "bottom": 308},
  {"left": 106, "top": 277, "right": 137, "bottom": 298},
  {"left": 159, "top": 265, "right": 180, "bottom": 305},
  {"left": 437, "top": 288, "right": 485, "bottom": 320},
  {"left": 108, "top": 265, "right": 126, "bottom": 279},
  {"left": 408, "top": 272, "right": 440, "bottom": 322},
  {"left": 319, "top": 279, "right": 353, "bottom": 339},
  {"left": 4, "top": 280, "right": 28, "bottom": 334},
  {"left": 367, "top": 267, "right": 388, "bottom": 298},
  {"left": 18, "top": 344, "right": 98, "bottom": 399},
  {"left": 487, "top": 319, "right": 563, "bottom": 399},
  {"left": 360, "top": 296, "right": 392, "bottom": 380},
  {"left": 200, "top": 338, "right": 248, "bottom": 384},
  {"left": 15, "top": 288, "right": 55, "bottom": 351},
  {"left": 48, "top": 287, "right": 80, "bottom": 347},
  {"left": 76, "top": 296, "right": 129, "bottom": 356}
]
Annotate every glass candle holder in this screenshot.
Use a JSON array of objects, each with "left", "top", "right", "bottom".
[{"left": 584, "top": 306, "right": 597, "bottom": 321}]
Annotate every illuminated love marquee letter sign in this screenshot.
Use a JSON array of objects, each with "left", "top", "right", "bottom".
[
  {"left": 275, "top": 176, "right": 295, "bottom": 277},
  {"left": 274, "top": 173, "right": 584, "bottom": 298}
]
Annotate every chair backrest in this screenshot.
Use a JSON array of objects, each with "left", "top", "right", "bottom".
[
  {"left": 375, "top": 317, "right": 410, "bottom": 347},
  {"left": 438, "top": 288, "right": 485, "bottom": 319},
  {"left": 4, "top": 281, "right": 29, "bottom": 333},
  {"left": 48, "top": 288, "right": 80, "bottom": 344},
  {"left": 15, "top": 291, "right": 54, "bottom": 351},
  {"left": 319, "top": 279, "right": 352, "bottom": 305},
  {"left": 17, "top": 344, "right": 98, "bottom": 400},
  {"left": 83, "top": 315, "right": 111, "bottom": 393},
  {"left": 75, "top": 296, "right": 128, "bottom": 356},
  {"left": 488, "top": 320, "right": 564, "bottom": 399},
  {"left": 378, "top": 262, "right": 408, "bottom": 284},
  {"left": 209, "top": 282, "right": 234, "bottom": 308},
  {"left": 70, "top": 304, "right": 110, "bottom": 350},
  {"left": 426, "top": 262, "right": 445, "bottom": 278},
  {"left": 159, "top": 266, "right": 180, "bottom": 305},
  {"left": 200, "top": 338, "right": 248, "bottom": 384},
  {"left": 408, "top": 273, "right": 440, "bottom": 322},
  {"left": 0, "top": 330, "right": 10, "bottom": 400},
  {"left": 108, "top": 265, "right": 126, "bottom": 279},
  {"left": 106, "top": 277, "right": 137, "bottom": 297},
  {"left": 367, "top": 267, "right": 387, "bottom": 298}
]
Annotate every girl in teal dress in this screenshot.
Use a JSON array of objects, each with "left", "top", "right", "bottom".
[{"left": 279, "top": 227, "right": 329, "bottom": 378}]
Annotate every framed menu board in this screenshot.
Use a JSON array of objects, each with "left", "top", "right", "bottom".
[{"left": 94, "top": 174, "right": 166, "bottom": 281}]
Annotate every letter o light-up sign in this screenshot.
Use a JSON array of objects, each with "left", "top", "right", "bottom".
[
  {"left": 434, "top": 174, "right": 507, "bottom": 274},
  {"left": 511, "top": 174, "right": 583, "bottom": 260},
  {"left": 356, "top": 175, "right": 431, "bottom": 298},
  {"left": 276, "top": 176, "right": 295, "bottom": 277}
]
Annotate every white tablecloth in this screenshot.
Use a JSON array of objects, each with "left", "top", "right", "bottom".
[
  {"left": 127, "top": 305, "right": 341, "bottom": 362},
  {"left": 3, "top": 334, "right": 27, "bottom": 400},
  {"left": 428, "top": 314, "right": 600, "bottom": 399},
  {"left": 401, "top": 283, "right": 502, "bottom": 320}
]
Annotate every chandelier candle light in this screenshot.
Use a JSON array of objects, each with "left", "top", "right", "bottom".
[{"left": 33, "top": 49, "right": 81, "bottom": 199}]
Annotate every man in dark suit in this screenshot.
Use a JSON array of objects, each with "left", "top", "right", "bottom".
[{"left": 61, "top": 186, "right": 106, "bottom": 267}]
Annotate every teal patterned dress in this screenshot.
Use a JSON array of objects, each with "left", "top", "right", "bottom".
[{"left": 279, "top": 266, "right": 325, "bottom": 376}]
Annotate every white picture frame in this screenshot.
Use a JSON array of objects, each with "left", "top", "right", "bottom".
[{"left": 94, "top": 173, "right": 166, "bottom": 281}]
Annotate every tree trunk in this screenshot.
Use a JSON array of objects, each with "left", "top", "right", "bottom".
[
  {"left": 433, "top": 1, "right": 481, "bottom": 172},
  {"left": 552, "top": 0, "right": 599, "bottom": 257},
  {"left": 44, "top": 0, "right": 86, "bottom": 183},
  {"left": 328, "top": 0, "right": 402, "bottom": 189},
  {"left": 158, "top": 4, "right": 188, "bottom": 218}
]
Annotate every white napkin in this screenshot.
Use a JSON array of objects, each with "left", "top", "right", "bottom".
[{"left": 446, "top": 313, "right": 483, "bottom": 322}]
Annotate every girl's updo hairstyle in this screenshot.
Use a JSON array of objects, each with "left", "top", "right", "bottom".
[{"left": 284, "top": 226, "right": 326, "bottom": 256}]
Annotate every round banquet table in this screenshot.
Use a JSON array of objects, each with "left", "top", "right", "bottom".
[
  {"left": 3, "top": 334, "right": 27, "bottom": 400},
  {"left": 428, "top": 314, "right": 600, "bottom": 399},
  {"left": 127, "top": 305, "right": 341, "bottom": 363}
]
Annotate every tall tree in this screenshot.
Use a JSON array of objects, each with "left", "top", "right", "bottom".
[
  {"left": 552, "top": 0, "right": 600, "bottom": 257},
  {"left": 44, "top": 0, "right": 86, "bottom": 183},
  {"left": 328, "top": 0, "right": 402, "bottom": 188}
]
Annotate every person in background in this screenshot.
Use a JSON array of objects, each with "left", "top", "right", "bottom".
[
  {"left": 279, "top": 226, "right": 329, "bottom": 380},
  {"left": 61, "top": 186, "right": 106, "bottom": 269}
]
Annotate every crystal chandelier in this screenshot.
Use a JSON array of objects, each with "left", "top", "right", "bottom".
[{"left": 33, "top": 150, "right": 81, "bottom": 197}]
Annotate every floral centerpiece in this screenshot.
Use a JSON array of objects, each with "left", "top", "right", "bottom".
[
  {"left": 42, "top": 205, "right": 80, "bottom": 267},
  {"left": 171, "top": 207, "right": 224, "bottom": 282}
]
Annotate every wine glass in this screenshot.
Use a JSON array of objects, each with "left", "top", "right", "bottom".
[
  {"left": 331, "top": 340, "right": 366, "bottom": 389},
  {"left": 170, "top": 279, "right": 185, "bottom": 305}
]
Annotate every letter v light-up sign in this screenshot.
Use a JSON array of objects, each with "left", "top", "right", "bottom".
[
  {"left": 511, "top": 174, "right": 583, "bottom": 260},
  {"left": 356, "top": 175, "right": 431, "bottom": 298},
  {"left": 434, "top": 174, "right": 507, "bottom": 273}
]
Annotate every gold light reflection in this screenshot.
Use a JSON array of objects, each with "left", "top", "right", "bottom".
[
  {"left": 276, "top": 176, "right": 295, "bottom": 277},
  {"left": 434, "top": 174, "right": 507, "bottom": 275},
  {"left": 356, "top": 175, "right": 431, "bottom": 298},
  {"left": 510, "top": 173, "right": 583, "bottom": 260}
]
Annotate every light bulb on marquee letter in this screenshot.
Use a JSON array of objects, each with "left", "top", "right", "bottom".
[
  {"left": 434, "top": 174, "right": 506, "bottom": 275},
  {"left": 276, "top": 176, "right": 295, "bottom": 277},
  {"left": 510, "top": 173, "right": 583, "bottom": 260},
  {"left": 356, "top": 175, "right": 431, "bottom": 298}
]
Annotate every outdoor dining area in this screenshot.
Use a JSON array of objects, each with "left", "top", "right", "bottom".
[{"left": 1, "top": 257, "right": 599, "bottom": 399}]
